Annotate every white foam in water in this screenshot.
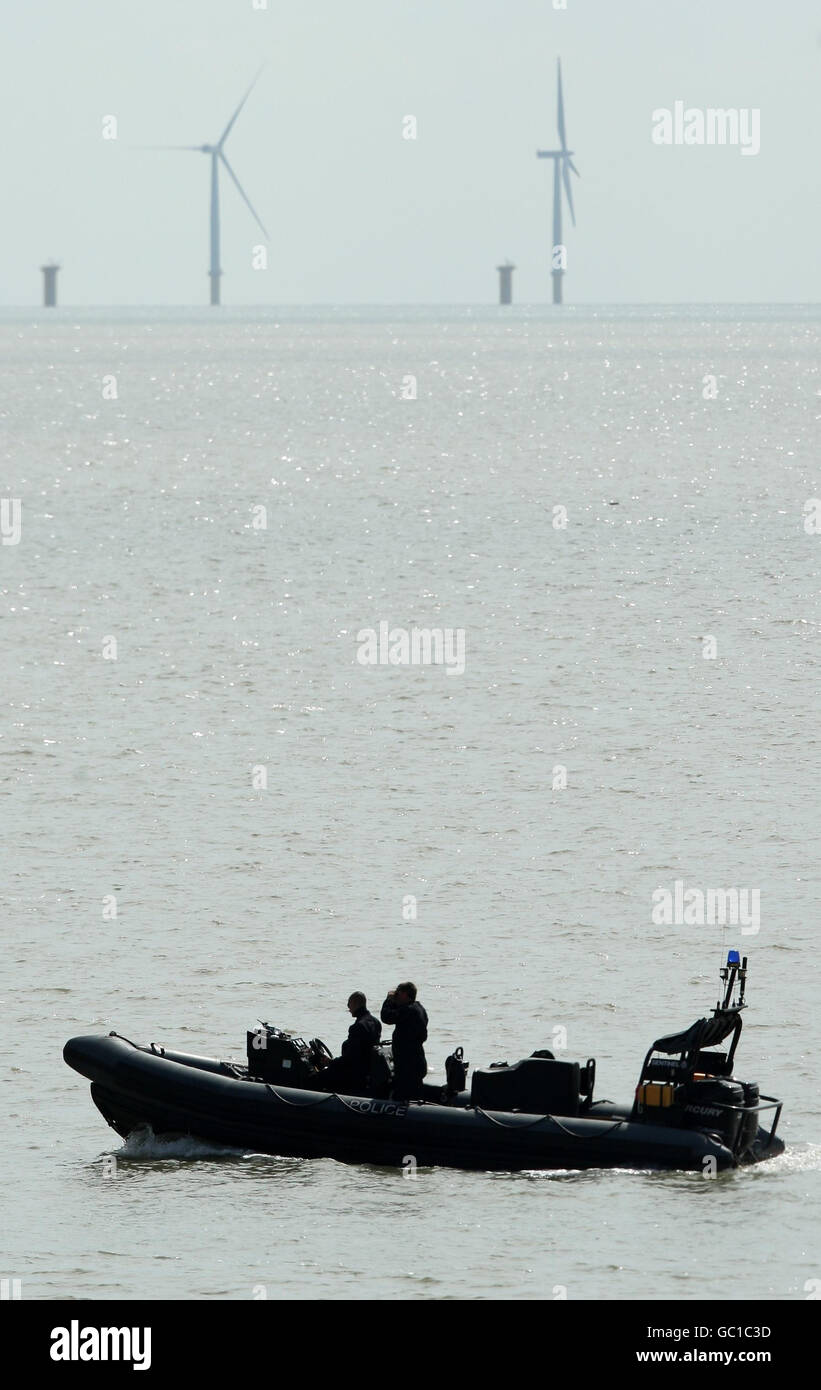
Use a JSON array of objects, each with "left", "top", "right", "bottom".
[
  {"left": 117, "top": 1127, "right": 253, "bottom": 1162},
  {"left": 752, "top": 1142, "right": 821, "bottom": 1175}
]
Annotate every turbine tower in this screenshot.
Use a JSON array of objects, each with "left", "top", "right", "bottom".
[
  {"left": 148, "top": 71, "right": 269, "bottom": 306},
  {"left": 536, "top": 59, "right": 580, "bottom": 305}
]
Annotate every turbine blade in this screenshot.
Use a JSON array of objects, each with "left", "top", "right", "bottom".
[
  {"left": 219, "top": 151, "right": 269, "bottom": 238},
  {"left": 218, "top": 66, "right": 265, "bottom": 148},
  {"left": 134, "top": 144, "right": 203, "bottom": 151},
  {"left": 557, "top": 58, "right": 567, "bottom": 151},
  {"left": 567, "top": 157, "right": 580, "bottom": 178},
  {"left": 562, "top": 157, "right": 576, "bottom": 226}
]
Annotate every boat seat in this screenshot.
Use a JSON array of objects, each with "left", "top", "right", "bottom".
[
  {"left": 368, "top": 1042, "right": 395, "bottom": 1098},
  {"left": 470, "top": 1058, "right": 581, "bottom": 1116}
]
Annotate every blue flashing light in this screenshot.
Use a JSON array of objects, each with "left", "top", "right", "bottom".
[{"left": 727, "top": 949, "right": 740, "bottom": 965}]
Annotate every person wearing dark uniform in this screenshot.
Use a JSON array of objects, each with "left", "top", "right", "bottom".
[
  {"left": 319, "top": 992, "right": 381, "bottom": 1095},
  {"left": 380, "top": 982, "right": 428, "bottom": 1101}
]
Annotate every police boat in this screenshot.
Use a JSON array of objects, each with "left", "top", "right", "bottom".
[{"left": 64, "top": 952, "right": 783, "bottom": 1173}]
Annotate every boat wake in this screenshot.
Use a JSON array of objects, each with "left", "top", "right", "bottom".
[
  {"left": 746, "top": 1140, "right": 821, "bottom": 1175},
  {"left": 115, "top": 1126, "right": 257, "bottom": 1163}
]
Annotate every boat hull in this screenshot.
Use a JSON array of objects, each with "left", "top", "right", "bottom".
[{"left": 64, "top": 1034, "right": 784, "bottom": 1172}]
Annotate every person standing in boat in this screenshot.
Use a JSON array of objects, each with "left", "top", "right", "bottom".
[
  {"left": 319, "top": 992, "right": 381, "bottom": 1095},
  {"left": 380, "top": 982, "right": 428, "bottom": 1101}
]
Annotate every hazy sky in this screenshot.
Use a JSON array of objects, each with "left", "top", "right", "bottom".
[{"left": 3, "top": 0, "right": 819, "bottom": 304}]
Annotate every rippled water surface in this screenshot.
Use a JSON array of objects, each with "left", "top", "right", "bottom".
[{"left": 2, "top": 305, "right": 819, "bottom": 1299}]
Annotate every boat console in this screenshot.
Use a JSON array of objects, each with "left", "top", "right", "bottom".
[{"left": 246, "top": 1025, "right": 332, "bottom": 1085}]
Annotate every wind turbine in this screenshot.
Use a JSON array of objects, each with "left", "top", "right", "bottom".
[
  {"left": 146, "top": 70, "right": 269, "bottom": 305},
  {"left": 536, "top": 59, "right": 580, "bottom": 305}
]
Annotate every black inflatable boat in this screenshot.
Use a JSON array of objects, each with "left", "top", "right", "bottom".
[{"left": 64, "top": 952, "right": 783, "bottom": 1173}]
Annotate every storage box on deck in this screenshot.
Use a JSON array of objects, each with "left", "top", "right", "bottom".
[{"left": 470, "top": 1058, "right": 581, "bottom": 1116}]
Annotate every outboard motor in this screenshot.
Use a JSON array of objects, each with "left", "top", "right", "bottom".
[
  {"left": 737, "top": 1081, "right": 760, "bottom": 1157},
  {"left": 678, "top": 1077, "right": 745, "bottom": 1151}
]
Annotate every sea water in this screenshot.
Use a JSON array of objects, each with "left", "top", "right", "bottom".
[{"left": 1, "top": 304, "right": 819, "bottom": 1299}]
